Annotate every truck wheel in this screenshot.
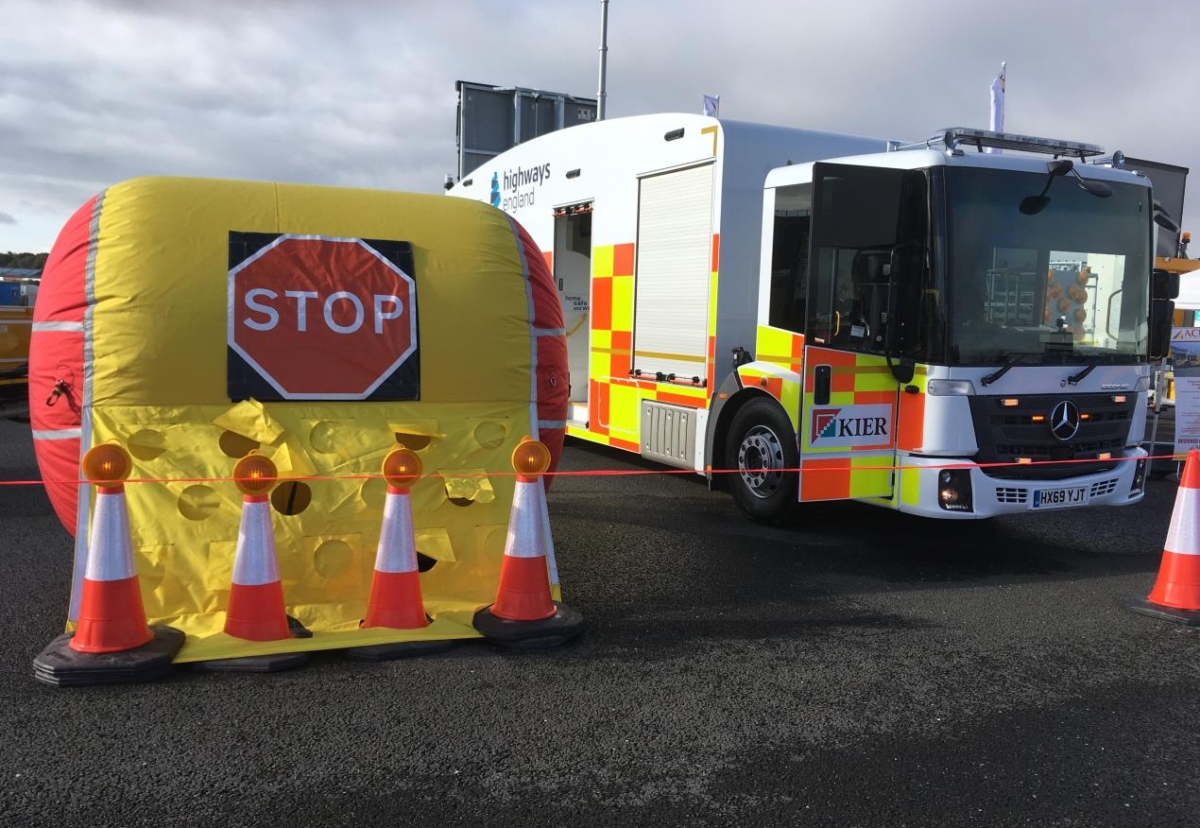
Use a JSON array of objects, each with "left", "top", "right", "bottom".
[{"left": 725, "top": 397, "right": 798, "bottom": 523}]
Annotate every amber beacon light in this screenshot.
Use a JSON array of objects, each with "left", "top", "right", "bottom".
[
  {"left": 233, "top": 452, "right": 278, "bottom": 496},
  {"left": 512, "top": 438, "right": 552, "bottom": 479},
  {"left": 82, "top": 443, "right": 132, "bottom": 485},
  {"left": 382, "top": 448, "right": 424, "bottom": 491}
]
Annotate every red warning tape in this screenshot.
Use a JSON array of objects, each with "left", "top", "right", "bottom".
[{"left": 0, "top": 451, "right": 1183, "bottom": 488}]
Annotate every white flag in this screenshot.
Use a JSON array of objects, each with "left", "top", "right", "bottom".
[
  {"left": 987, "top": 62, "right": 1006, "bottom": 151},
  {"left": 703, "top": 95, "right": 720, "bottom": 117}
]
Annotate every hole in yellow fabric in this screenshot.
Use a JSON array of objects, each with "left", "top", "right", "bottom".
[
  {"left": 394, "top": 433, "right": 433, "bottom": 451},
  {"left": 272, "top": 481, "right": 312, "bottom": 516},
  {"left": 360, "top": 477, "right": 387, "bottom": 510},
  {"left": 313, "top": 539, "right": 354, "bottom": 579},
  {"left": 472, "top": 421, "right": 507, "bottom": 450},
  {"left": 219, "top": 430, "right": 260, "bottom": 459},
  {"left": 178, "top": 485, "right": 220, "bottom": 521},
  {"left": 447, "top": 497, "right": 475, "bottom": 508},
  {"left": 310, "top": 421, "right": 339, "bottom": 454},
  {"left": 127, "top": 429, "right": 166, "bottom": 461}
]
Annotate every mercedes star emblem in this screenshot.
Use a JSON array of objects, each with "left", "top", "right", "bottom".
[{"left": 1050, "top": 400, "right": 1081, "bottom": 442}]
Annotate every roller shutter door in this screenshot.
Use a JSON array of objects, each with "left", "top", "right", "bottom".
[{"left": 632, "top": 163, "right": 714, "bottom": 380}]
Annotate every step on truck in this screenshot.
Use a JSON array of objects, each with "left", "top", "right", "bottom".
[{"left": 448, "top": 114, "right": 1176, "bottom": 521}]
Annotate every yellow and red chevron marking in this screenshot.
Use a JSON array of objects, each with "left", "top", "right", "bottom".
[
  {"left": 572, "top": 236, "right": 719, "bottom": 456},
  {"left": 798, "top": 347, "right": 898, "bottom": 503}
]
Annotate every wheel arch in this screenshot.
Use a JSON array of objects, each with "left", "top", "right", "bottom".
[{"left": 706, "top": 384, "right": 793, "bottom": 491}]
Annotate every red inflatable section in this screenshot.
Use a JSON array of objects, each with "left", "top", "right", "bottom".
[
  {"left": 514, "top": 218, "right": 568, "bottom": 489},
  {"left": 30, "top": 198, "right": 570, "bottom": 534},
  {"left": 30, "top": 195, "right": 96, "bottom": 534}
]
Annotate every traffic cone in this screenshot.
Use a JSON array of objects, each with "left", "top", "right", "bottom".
[
  {"left": 195, "top": 452, "right": 309, "bottom": 672},
  {"left": 224, "top": 493, "right": 291, "bottom": 641},
  {"left": 346, "top": 449, "right": 453, "bottom": 661},
  {"left": 474, "top": 438, "right": 585, "bottom": 649},
  {"left": 1127, "top": 448, "right": 1200, "bottom": 626},
  {"left": 33, "top": 444, "right": 185, "bottom": 686}
]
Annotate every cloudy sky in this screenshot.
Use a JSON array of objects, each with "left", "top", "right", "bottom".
[{"left": 2, "top": 0, "right": 1198, "bottom": 253}]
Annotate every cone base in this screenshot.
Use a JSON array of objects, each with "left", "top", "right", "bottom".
[
  {"left": 344, "top": 639, "right": 456, "bottom": 662},
  {"left": 1125, "top": 597, "right": 1200, "bottom": 627},
  {"left": 192, "top": 652, "right": 309, "bottom": 673},
  {"left": 33, "top": 625, "right": 185, "bottom": 687},
  {"left": 193, "top": 616, "right": 312, "bottom": 672},
  {"left": 473, "top": 602, "right": 587, "bottom": 650}
]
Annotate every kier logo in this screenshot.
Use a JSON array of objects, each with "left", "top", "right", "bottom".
[
  {"left": 807, "top": 404, "right": 893, "bottom": 449},
  {"left": 811, "top": 409, "right": 841, "bottom": 442}
]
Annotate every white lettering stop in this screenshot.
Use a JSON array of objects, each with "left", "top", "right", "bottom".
[{"left": 243, "top": 289, "right": 404, "bottom": 335}]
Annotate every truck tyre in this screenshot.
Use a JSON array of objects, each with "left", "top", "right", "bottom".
[{"left": 725, "top": 397, "right": 798, "bottom": 524}]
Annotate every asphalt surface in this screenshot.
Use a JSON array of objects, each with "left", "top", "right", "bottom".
[{"left": 1, "top": 418, "right": 1198, "bottom": 827}]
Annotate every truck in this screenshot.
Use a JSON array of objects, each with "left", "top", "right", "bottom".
[
  {"left": 448, "top": 113, "right": 1175, "bottom": 522},
  {"left": 0, "top": 274, "right": 37, "bottom": 421}
]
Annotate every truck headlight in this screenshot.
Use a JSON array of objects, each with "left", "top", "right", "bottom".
[
  {"left": 938, "top": 468, "right": 974, "bottom": 512},
  {"left": 928, "top": 380, "right": 976, "bottom": 397}
]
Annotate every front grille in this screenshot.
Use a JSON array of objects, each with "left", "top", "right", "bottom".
[
  {"left": 995, "top": 487, "right": 1029, "bottom": 504},
  {"left": 970, "top": 393, "right": 1135, "bottom": 481},
  {"left": 1090, "top": 478, "right": 1120, "bottom": 498}
]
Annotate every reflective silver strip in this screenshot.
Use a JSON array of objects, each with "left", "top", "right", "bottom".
[
  {"left": 504, "top": 479, "right": 546, "bottom": 559},
  {"left": 0, "top": 319, "right": 33, "bottom": 325},
  {"left": 538, "top": 420, "right": 567, "bottom": 430},
  {"left": 84, "top": 490, "right": 136, "bottom": 581},
  {"left": 1165, "top": 486, "right": 1200, "bottom": 556},
  {"left": 71, "top": 188, "right": 106, "bottom": 622},
  {"left": 534, "top": 327, "right": 565, "bottom": 337},
  {"left": 32, "top": 428, "right": 82, "bottom": 440},
  {"left": 232, "top": 499, "right": 281, "bottom": 585},
  {"left": 0, "top": 357, "right": 27, "bottom": 363},
  {"left": 375, "top": 490, "right": 418, "bottom": 573},
  {"left": 32, "top": 321, "right": 83, "bottom": 333}
]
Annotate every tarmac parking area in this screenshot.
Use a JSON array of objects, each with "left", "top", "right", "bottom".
[{"left": 1, "top": 419, "right": 1197, "bottom": 828}]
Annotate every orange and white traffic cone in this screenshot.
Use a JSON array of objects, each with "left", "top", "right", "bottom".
[
  {"left": 33, "top": 444, "right": 185, "bottom": 686},
  {"left": 1128, "top": 448, "right": 1200, "bottom": 626},
  {"left": 473, "top": 438, "right": 585, "bottom": 648},
  {"left": 197, "top": 452, "right": 309, "bottom": 672},
  {"left": 346, "top": 449, "right": 453, "bottom": 661}
]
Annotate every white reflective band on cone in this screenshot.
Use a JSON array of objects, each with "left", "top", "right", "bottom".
[
  {"left": 504, "top": 478, "right": 546, "bottom": 559},
  {"left": 84, "top": 489, "right": 136, "bottom": 581},
  {"left": 1165, "top": 485, "right": 1200, "bottom": 556},
  {"left": 375, "top": 491, "right": 418, "bottom": 574},
  {"left": 232, "top": 499, "right": 281, "bottom": 585}
]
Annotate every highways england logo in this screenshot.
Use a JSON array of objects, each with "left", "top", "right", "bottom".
[{"left": 495, "top": 162, "right": 551, "bottom": 212}]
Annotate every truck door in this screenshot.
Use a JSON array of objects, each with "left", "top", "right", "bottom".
[
  {"left": 798, "top": 163, "right": 908, "bottom": 502},
  {"left": 553, "top": 202, "right": 592, "bottom": 404}
]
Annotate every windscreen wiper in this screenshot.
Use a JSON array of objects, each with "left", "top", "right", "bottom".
[
  {"left": 1066, "top": 363, "right": 1096, "bottom": 386},
  {"left": 981, "top": 353, "right": 1036, "bottom": 387}
]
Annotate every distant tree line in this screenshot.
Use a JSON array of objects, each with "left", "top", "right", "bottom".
[{"left": 0, "top": 252, "right": 49, "bottom": 270}]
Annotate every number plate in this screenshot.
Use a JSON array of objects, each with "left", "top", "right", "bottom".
[{"left": 1031, "top": 486, "right": 1088, "bottom": 510}]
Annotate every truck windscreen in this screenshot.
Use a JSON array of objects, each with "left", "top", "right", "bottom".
[{"left": 944, "top": 167, "right": 1151, "bottom": 367}]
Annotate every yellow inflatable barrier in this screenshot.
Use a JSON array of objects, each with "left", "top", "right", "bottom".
[{"left": 30, "top": 177, "right": 568, "bottom": 663}]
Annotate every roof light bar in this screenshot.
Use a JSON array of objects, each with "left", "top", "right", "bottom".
[{"left": 892, "top": 127, "right": 1104, "bottom": 159}]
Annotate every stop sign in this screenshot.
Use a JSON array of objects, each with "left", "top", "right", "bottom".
[{"left": 228, "top": 235, "right": 418, "bottom": 400}]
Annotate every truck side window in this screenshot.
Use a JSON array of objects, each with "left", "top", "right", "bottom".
[
  {"left": 768, "top": 212, "right": 810, "bottom": 332},
  {"left": 806, "top": 164, "right": 908, "bottom": 354}
]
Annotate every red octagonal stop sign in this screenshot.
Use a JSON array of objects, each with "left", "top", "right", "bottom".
[{"left": 229, "top": 235, "right": 418, "bottom": 400}]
